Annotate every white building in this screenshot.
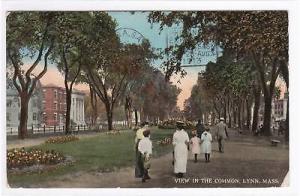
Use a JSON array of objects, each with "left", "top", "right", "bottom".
[
  {"left": 272, "top": 92, "right": 288, "bottom": 122},
  {"left": 6, "top": 78, "right": 43, "bottom": 133},
  {"left": 70, "top": 90, "right": 86, "bottom": 125}
]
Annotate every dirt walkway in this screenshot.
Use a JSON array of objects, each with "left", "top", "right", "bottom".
[{"left": 29, "top": 133, "right": 289, "bottom": 188}]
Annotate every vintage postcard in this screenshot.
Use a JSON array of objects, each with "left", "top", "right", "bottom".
[{"left": 1, "top": 1, "right": 299, "bottom": 195}]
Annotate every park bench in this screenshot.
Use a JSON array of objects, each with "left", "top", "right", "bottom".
[{"left": 271, "top": 139, "right": 280, "bottom": 146}]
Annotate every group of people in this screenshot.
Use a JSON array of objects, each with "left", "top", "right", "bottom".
[{"left": 134, "top": 118, "right": 229, "bottom": 182}]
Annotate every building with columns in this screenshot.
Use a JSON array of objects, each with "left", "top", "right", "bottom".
[{"left": 70, "top": 90, "right": 86, "bottom": 125}]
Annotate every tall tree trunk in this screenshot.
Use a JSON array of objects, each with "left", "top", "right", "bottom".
[
  {"left": 241, "top": 99, "right": 245, "bottom": 129},
  {"left": 65, "top": 89, "right": 72, "bottom": 134},
  {"left": 89, "top": 85, "right": 98, "bottom": 126},
  {"left": 252, "top": 87, "right": 261, "bottom": 133},
  {"left": 233, "top": 106, "right": 237, "bottom": 127},
  {"left": 19, "top": 93, "right": 30, "bottom": 139},
  {"left": 262, "top": 94, "right": 272, "bottom": 136},
  {"left": 238, "top": 100, "right": 242, "bottom": 129},
  {"left": 105, "top": 102, "right": 113, "bottom": 130},
  {"left": 134, "top": 109, "right": 138, "bottom": 126},
  {"left": 223, "top": 98, "right": 227, "bottom": 123},
  {"left": 227, "top": 98, "right": 231, "bottom": 128},
  {"left": 246, "top": 98, "right": 251, "bottom": 130}
]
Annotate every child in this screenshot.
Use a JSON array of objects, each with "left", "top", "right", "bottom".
[
  {"left": 190, "top": 131, "right": 201, "bottom": 163},
  {"left": 201, "top": 128, "right": 212, "bottom": 163},
  {"left": 138, "top": 129, "right": 152, "bottom": 182}
]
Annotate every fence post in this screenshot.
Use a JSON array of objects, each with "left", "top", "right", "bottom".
[
  {"left": 54, "top": 125, "right": 56, "bottom": 133},
  {"left": 11, "top": 128, "right": 12, "bottom": 135},
  {"left": 77, "top": 125, "right": 79, "bottom": 133},
  {"left": 43, "top": 125, "right": 46, "bottom": 134}
]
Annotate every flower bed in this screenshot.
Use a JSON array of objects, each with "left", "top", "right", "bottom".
[
  {"left": 106, "top": 130, "right": 121, "bottom": 135},
  {"left": 157, "top": 137, "right": 172, "bottom": 145},
  {"left": 158, "top": 120, "right": 196, "bottom": 130},
  {"left": 45, "top": 135, "right": 79, "bottom": 144},
  {"left": 7, "top": 148, "right": 65, "bottom": 169}
]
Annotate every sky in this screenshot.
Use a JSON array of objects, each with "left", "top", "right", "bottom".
[
  {"left": 17, "top": 11, "right": 288, "bottom": 110},
  {"left": 38, "top": 11, "right": 216, "bottom": 110}
]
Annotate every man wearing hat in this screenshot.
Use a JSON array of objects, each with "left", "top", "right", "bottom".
[
  {"left": 173, "top": 121, "right": 189, "bottom": 178},
  {"left": 215, "top": 117, "right": 229, "bottom": 153}
]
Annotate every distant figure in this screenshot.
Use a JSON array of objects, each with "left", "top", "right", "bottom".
[
  {"left": 135, "top": 122, "right": 149, "bottom": 178},
  {"left": 215, "top": 117, "right": 228, "bottom": 153},
  {"left": 190, "top": 132, "right": 201, "bottom": 163},
  {"left": 138, "top": 129, "right": 152, "bottom": 182},
  {"left": 173, "top": 121, "right": 189, "bottom": 178},
  {"left": 196, "top": 119, "right": 205, "bottom": 139},
  {"left": 201, "top": 128, "right": 213, "bottom": 162}
]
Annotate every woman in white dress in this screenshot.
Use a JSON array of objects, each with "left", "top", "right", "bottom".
[
  {"left": 173, "top": 121, "right": 189, "bottom": 178},
  {"left": 201, "top": 128, "right": 212, "bottom": 162}
]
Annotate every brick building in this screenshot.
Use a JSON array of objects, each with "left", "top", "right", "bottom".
[
  {"left": 42, "top": 85, "right": 67, "bottom": 126},
  {"left": 42, "top": 84, "right": 86, "bottom": 126}
]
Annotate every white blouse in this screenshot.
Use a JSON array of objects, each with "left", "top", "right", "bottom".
[{"left": 138, "top": 137, "right": 152, "bottom": 155}]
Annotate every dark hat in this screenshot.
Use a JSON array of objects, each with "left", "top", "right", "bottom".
[
  {"left": 143, "top": 129, "right": 151, "bottom": 137},
  {"left": 176, "top": 121, "right": 185, "bottom": 129}
]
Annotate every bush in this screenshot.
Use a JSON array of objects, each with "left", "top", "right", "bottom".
[
  {"left": 45, "top": 135, "right": 79, "bottom": 144},
  {"left": 7, "top": 148, "right": 65, "bottom": 169}
]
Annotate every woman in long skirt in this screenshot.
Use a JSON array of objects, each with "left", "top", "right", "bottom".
[{"left": 173, "top": 121, "right": 189, "bottom": 178}]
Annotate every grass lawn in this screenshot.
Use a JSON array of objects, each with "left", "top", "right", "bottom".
[{"left": 7, "top": 127, "right": 175, "bottom": 187}]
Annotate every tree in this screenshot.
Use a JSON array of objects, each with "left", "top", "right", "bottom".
[
  {"left": 82, "top": 14, "right": 157, "bottom": 130},
  {"left": 148, "top": 11, "right": 288, "bottom": 135},
  {"left": 52, "top": 12, "right": 90, "bottom": 134},
  {"left": 140, "top": 69, "right": 181, "bottom": 122},
  {"left": 6, "top": 12, "right": 55, "bottom": 139}
]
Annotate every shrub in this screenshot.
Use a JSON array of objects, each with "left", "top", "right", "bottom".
[
  {"left": 45, "top": 135, "right": 79, "bottom": 144},
  {"left": 7, "top": 148, "right": 65, "bottom": 169}
]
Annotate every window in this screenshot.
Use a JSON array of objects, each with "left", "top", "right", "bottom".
[
  {"left": 54, "top": 102, "right": 57, "bottom": 110},
  {"left": 7, "top": 100, "right": 12, "bottom": 107},
  {"left": 54, "top": 113, "right": 57, "bottom": 121},
  {"left": 6, "top": 113, "right": 11, "bottom": 121},
  {"left": 33, "top": 113, "right": 37, "bottom": 121},
  {"left": 43, "top": 113, "right": 47, "bottom": 123},
  {"left": 54, "top": 90, "right": 58, "bottom": 99}
]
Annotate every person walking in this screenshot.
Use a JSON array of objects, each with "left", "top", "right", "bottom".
[
  {"left": 173, "top": 121, "right": 189, "bottom": 178},
  {"left": 196, "top": 119, "right": 205, "bottom": 139},
  {"left": 138, "top": 129, "right": 152, "bottom": 182},
  {"left": 135, "top": 122, "right": 149, "bottom": 178},
  {"left": 201, "top": 127, "right": 213, "bottom": 162},
  {"left": 190, "top": 131, "right": 201, "bottom": 163},
  {"left": 215, "top": 117, "right": 228, "bottom": 153}
]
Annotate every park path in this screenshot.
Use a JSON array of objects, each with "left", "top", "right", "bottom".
[{"left": 28, "top": 130, "right": 289, "bottom": 188}]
